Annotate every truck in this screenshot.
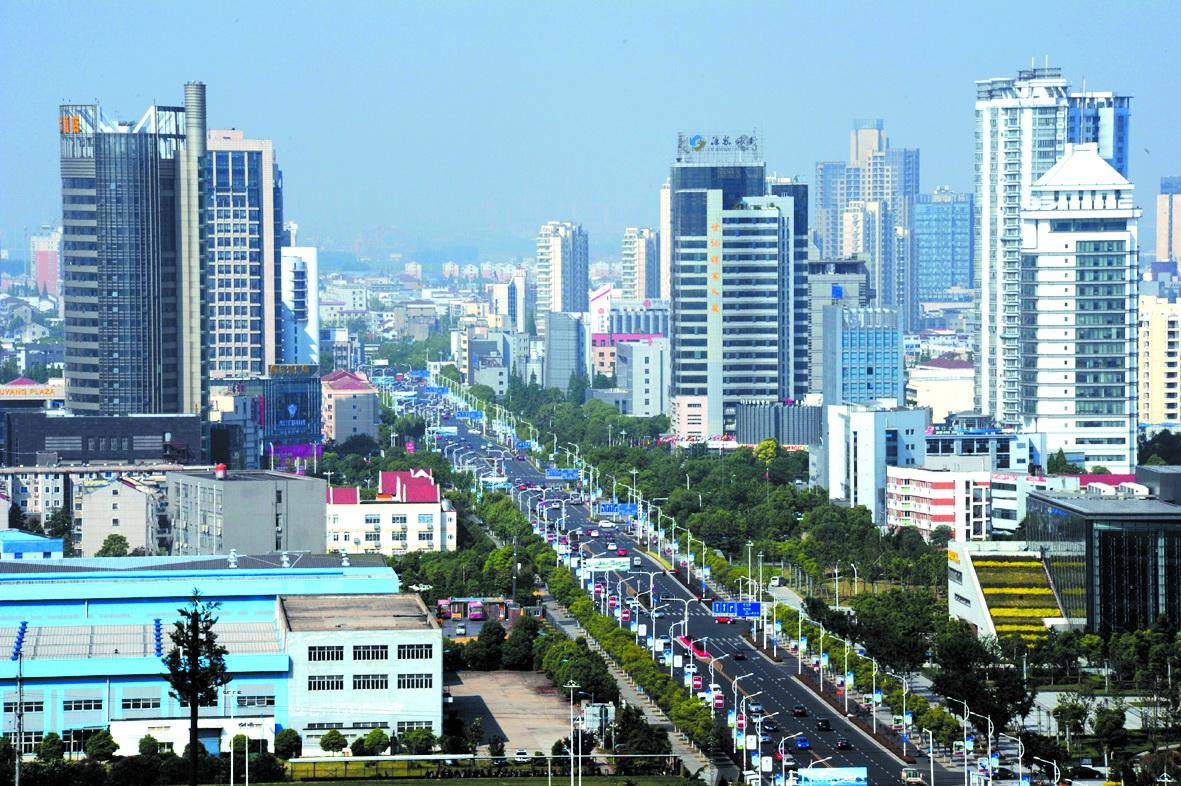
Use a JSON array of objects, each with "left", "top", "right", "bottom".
[{"left": 902, "top": 767, "right": 926, "bottom": 786}]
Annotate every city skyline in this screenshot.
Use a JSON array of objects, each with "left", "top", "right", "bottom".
[{"left": 1, "top": 1, "right": 1178, "bottom": 262}]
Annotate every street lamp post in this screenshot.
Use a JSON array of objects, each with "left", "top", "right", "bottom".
[
  {"left": 970, "top": 710, "right": 995, "bottom": 786},
  {"left": 777, "top": 733, "right": 803, "bottom": 785},
  {"left": 707, "top": 653, "right": 730, "bottom": 688},
  {"left": 999, "top": 732, "right": 1024, "bottom": 786},
  {"left": 950, "top": 698, "right": 970, "bottom": 786},
  {"left": 564, "top": 680, "right": 580, "bottom": 786},
  {"left": 920, "top": 727, "right": 935, "bottom": 786},
  {"left": 732, "top": 673, "right": 754, "bottom": 751},
  {"left": 885, "top": 670, "right": 910, "bottom": 756},
  {"left": 1032, "top": 756, "right": 1061, "bottom": 786}
]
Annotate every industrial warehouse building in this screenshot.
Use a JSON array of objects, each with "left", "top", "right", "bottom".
[{"left": 0, "top": 553, "right": 441, "bottom": 756}]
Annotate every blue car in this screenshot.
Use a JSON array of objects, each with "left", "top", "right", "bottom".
[{"left": 795, "top": 736, "right": 811, "bottom": 750}]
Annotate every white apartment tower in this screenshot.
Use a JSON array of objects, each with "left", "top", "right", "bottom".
[
  {"left": 534, "top": 220, "right": 588, "bottom": 336},
  {"left": 621, "top": 227, "right": 659, "bottom": 301},
  {"left": 1018, "top": 143, "right": 1138, "bottom": 472},
  {"left": 974, "top": 66, "right": 1131, "bottom": 422},
  {"left": 279, "top": 247, "right": 320, "bottom": 364}
]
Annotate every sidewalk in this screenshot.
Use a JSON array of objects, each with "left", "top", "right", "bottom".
[{"left": 542, "top": 592, "right": 737, "bottom": 786}]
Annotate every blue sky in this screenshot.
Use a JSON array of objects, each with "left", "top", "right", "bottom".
[{"left": 1, "top": 0, "right": 1178, "bottom": 262}]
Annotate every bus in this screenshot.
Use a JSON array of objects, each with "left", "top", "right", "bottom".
[{"left": 467, "top": 600, "right": 485, "bottom": 621}]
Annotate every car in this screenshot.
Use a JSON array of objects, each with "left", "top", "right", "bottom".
[
  {"left": 606, "top": 541, "right": 617, "bottom": 550},
  {"left": 632, "top": 556, "right": 642, "bottom": 568},
  {"left": 733, "top": 650, "right": 747, "bottom": 661},
  {"left": 792, "top": 703, "right": 808, "bottom": 717},
  {"left": 709, "top": 683, "right": 722, "bottom": 694},
  {"left": 779, "top": 755, "right": 799, "bottom": 769},
  {"left": 516, "top": 484, "right": 528, "bottom": 490},
  {"left": 455, "top": 623, "right": 467, "bottom": 636},
  {"left": 763, "top": 720, "right": 779, "bottom": 732},
  {"left": 715, "top": 616, "right": 735, "bottom": 624},
  {"left": 795, "top": 736, "right": 811, "bottom": 750},
  {"left": 617, "top": 548, "right": 628, "bottom": 557},
  {"left": 759, "top": 733, "right": 771, "bottom": 744},
  {"left": 815, "top": 717, "right": 831, "bottom": 731},
  {"left": 684, "top": 663, "right": 698, "bottom": 674},
  {"left": 748, "top": 702, "right": 764, "bottom": 714},
  {"left": 512, "top": 748, "right": 530, "bottom": 763},
  {"left": 589, "top": 529, "right": 600, "bottom": 537},
  {"left": 835, "top": 736, "right": 852, "bottom": 750},
  {"left": 656, "top": 635, "right": 671, "bottom": 646},
  {"left": 516, "top": 454, "right": 526, "bottom": 461},
  {"left": 625, "top": 597, "right": 640, "bottom": 608}
]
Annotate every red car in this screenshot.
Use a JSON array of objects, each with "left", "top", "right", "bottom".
[
  {"left": 617, "top": 548, "right": 628, "bottom": 557},
  {"left": 715, "top": 616, "right": 735, "bottom": 624}
]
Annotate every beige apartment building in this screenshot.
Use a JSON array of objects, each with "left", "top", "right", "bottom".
[
  {"left": 1139, "top": 293, "right": 1181, "bottom": 427},
  {"left": 321, "top": 370, "right": 380, "bottom": 444}
]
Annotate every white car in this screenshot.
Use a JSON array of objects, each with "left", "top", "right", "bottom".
[
  {"left": 513, "top": 748, "right": 530, "bottom": 763},
  {"left": 606, "top": 541, "right": 617, "bottom": 551}
]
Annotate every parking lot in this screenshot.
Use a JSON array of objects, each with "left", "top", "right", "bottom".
[{"left": 445, "top": 670, "right": 572, "bottom": 754}]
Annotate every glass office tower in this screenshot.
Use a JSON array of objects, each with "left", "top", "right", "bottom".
[{"left": 59, "top": 83, "right": 205, "bottom": 415}]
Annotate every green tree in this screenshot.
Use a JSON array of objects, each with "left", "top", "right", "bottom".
[
  {"left": 350, "top": 736, "right": 368, "bottom": 756},
  {"left": 502, "top": 615, "right": 541, "bottom": 669},
  {"left": 1092, "top": 703, "right": 1128, "bottom": 760},
  {"left": 84, "top": 728, "right": 119, "bottom": 761},
  {"left": 96, "top": 533, "right": 130, "bottom": 557},
  {"left": 7, "top": 502, "right": 26, "bottom": 531},
  {"left": 138, "top": 734, "right": 161, "bottom": 756},
  {"left": 401, "top": 727, "right": 436, "bottom": 755},
  {"left": 1047, "top": 448, "right": 1084, "bottom": 475},
  {"left": 43, "top": 506, "right": 75, "bottom": 556},
  {"left": 273, "top": 728, "right": 302, "bottom": 760},
  {"left": 466, "top": 717, "right": 484, "bottom": 750},
  {"left": 567, "top": 372, "right": 588, "bottom": 404},
  {"left": 163, "top": 594, "right": 231, "bottom": 786},
  {"left": 753, "top": 438, "right": 780, "bottom": 468},
  {"left": 464, "top": 619, "right": 507, "bottom": 670},
  {"left": 36, "top": 731, "right": 65, "bottom": 761},
  {"left": 362, "top": 728, "right": 390, "bottom": 755},
  {"left": 319, "top": 729, "right": 347, "bottom": 754}
]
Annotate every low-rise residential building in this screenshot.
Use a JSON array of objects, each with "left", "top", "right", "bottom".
[
  {"left": 0, "top": 463, "right": 197, "bottom": 520},
  {"left": 168, "top": 469, "right": 326, "bottom": 555},
  {"left": 322, "top": 370, "right": 380, "bottom": 445},
  {"left": 76, "top": 475, "right": 168, "bottom": 557},
  {"left": 885, "top": 466, "right": 991, "bottom": 541},
  {"left": 327, "top": 469, "right": 455, "bottom": 555}
]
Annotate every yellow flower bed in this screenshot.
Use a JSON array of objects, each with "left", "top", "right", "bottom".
[
  {"left": 973, "top": 560, "right": 1041, "bottom": 568},
  {"left": 983, "top": 587, "right": 1053, "bottom": 595},
  {"left": 995, "top": 623, "right": 1046, "bottom": 632},
  {"left": 990, "top": 607, "right": 1059, "bottom": 618}
]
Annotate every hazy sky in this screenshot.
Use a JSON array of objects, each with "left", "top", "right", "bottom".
[{"left": 1, "top": 0, "right": 1178, "bottom": 262}]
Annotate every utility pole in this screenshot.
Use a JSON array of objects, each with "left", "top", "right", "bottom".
[
  {"left": 511, "top": 536, "right": 519, "bottom": 600},
  {"left": 15, "top": 650, "right": 22, "bottom": 786}
]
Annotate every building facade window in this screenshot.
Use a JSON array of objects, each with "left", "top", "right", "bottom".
[
  {"left": 353, "top": 674, "right": 389, "bottom": 690},
  {"left": 353, "top": 644, "right": 389, "bottom": 661},
  {"left": 308, "top": 645, "right": 344, "bottom": 661},
  {"left": 121, "top": 698, "right": 161, "bottom": 710},
  {"left": 396, "top": 673, "right": 433, "bottom": 690},
  {"left": 397, "top": 643, "right": 434, "bottom": 660},
  {"left": 307, "top": 675, "right": 344, "bottom": 691},
  {"left": 63, "top": 699, "right": 103, "bottom": 712}
]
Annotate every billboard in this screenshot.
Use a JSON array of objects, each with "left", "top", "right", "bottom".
[
  {"left": 583, "top": 557, "right": 631, "bottom": 572},
  {"left": 798, "top": 768, "right": 869, "bottom": 786}
]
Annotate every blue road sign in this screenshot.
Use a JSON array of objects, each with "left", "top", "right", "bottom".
[
  {"left": 736, "top": 601, "right": 762, "bottom": 618},
  {"left": 600, "top": 502, "right": 636, "bottom": 515},
  {"left": 515, "top": 440, "right": 531, "bottom": 449},
  {"left": 545, "top": 467, "right": 580, "bottom": 481},
  {"left": 456, "top": 410, "right": 484, "bottom": 420},
  {"left": 423, "top": 386, "right": 448, "bottom": 394},
  {"left": 408, "top": 369, "right": 429, "bottom": 379},
  {"left": 712, "top": 601, "right": 738, "bottom": 617}
]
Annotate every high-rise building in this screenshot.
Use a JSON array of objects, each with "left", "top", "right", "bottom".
[
  {"left": 806, "top": 258, "right": 870, "bottom": 396},
  {"left": 1138, "top": 290, "right": 1181, "bottom": 428},
  {"left": 1158, "top": 176, "right": 1181, "bottom": 264},
  {"left": 768, "top": 177, "right": 811, "bottom": 398},
  {"left": 621, "top": 227, "right": 659, "bottom": 301},
  {"left": 822, "top": 307, "right": 904, "bottom": 405},
  {"left": 58, "top": 82, "right": 207, "bottom": 415},
  {"left": 814, "top": 120, "right": 920, "bottom": 329},
  {"left": 205, "top": 130, "right": 284, "bottom": 378},
  {"left": 534, "top": 220, "right": 588, "bottom": 336},
  {"left": 1018, "top": 143, "right": 1138, "bottom": 473},
  {"left": 666, "top": 132, "right": 798, "bottom": 438},
  {"left": 658, "top": 182, "right": 672, "bottom": 300},
  {"left": 914, "top": 188, "right": 974, "bottom": 301},
  {"left": 280, "top": 247, "right": 320, "bottom": 365},
  {"left": 974, "top": 66, "right": 1132, "bottom": 422},
  {"left": 28, "top": 227, "right": 61, "bottom": 298}
]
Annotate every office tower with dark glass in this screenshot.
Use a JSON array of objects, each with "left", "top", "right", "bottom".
[
  {"left": 768, "top": 177, "right": 811, "bottom": 398},
  {"left": 974, "top": 65, "right": 1131, "bottom": 423},
  {"left": 667, "top": 133, "right": 798, "bottom": 439},
  {"left": 59, "top": 82, "right": 207, "bottom": 415},
  {"left": 205, "top": 130, "right": 285, "bottom": 377},
  {"left": 914, "top": 188, "right": 974, "bottom": 302}
]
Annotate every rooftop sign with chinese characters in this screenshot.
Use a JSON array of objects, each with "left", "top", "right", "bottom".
[{"left": 676, "top": 132, "right": 761, "bottom": 163}]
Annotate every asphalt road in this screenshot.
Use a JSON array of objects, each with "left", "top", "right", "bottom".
[{"left": 427, "top": 405, "right": 959, "bottom": 786}]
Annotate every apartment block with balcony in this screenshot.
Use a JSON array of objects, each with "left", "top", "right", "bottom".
[{"left": 885, "top": 466, "right": 991, "bottom": 541}]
